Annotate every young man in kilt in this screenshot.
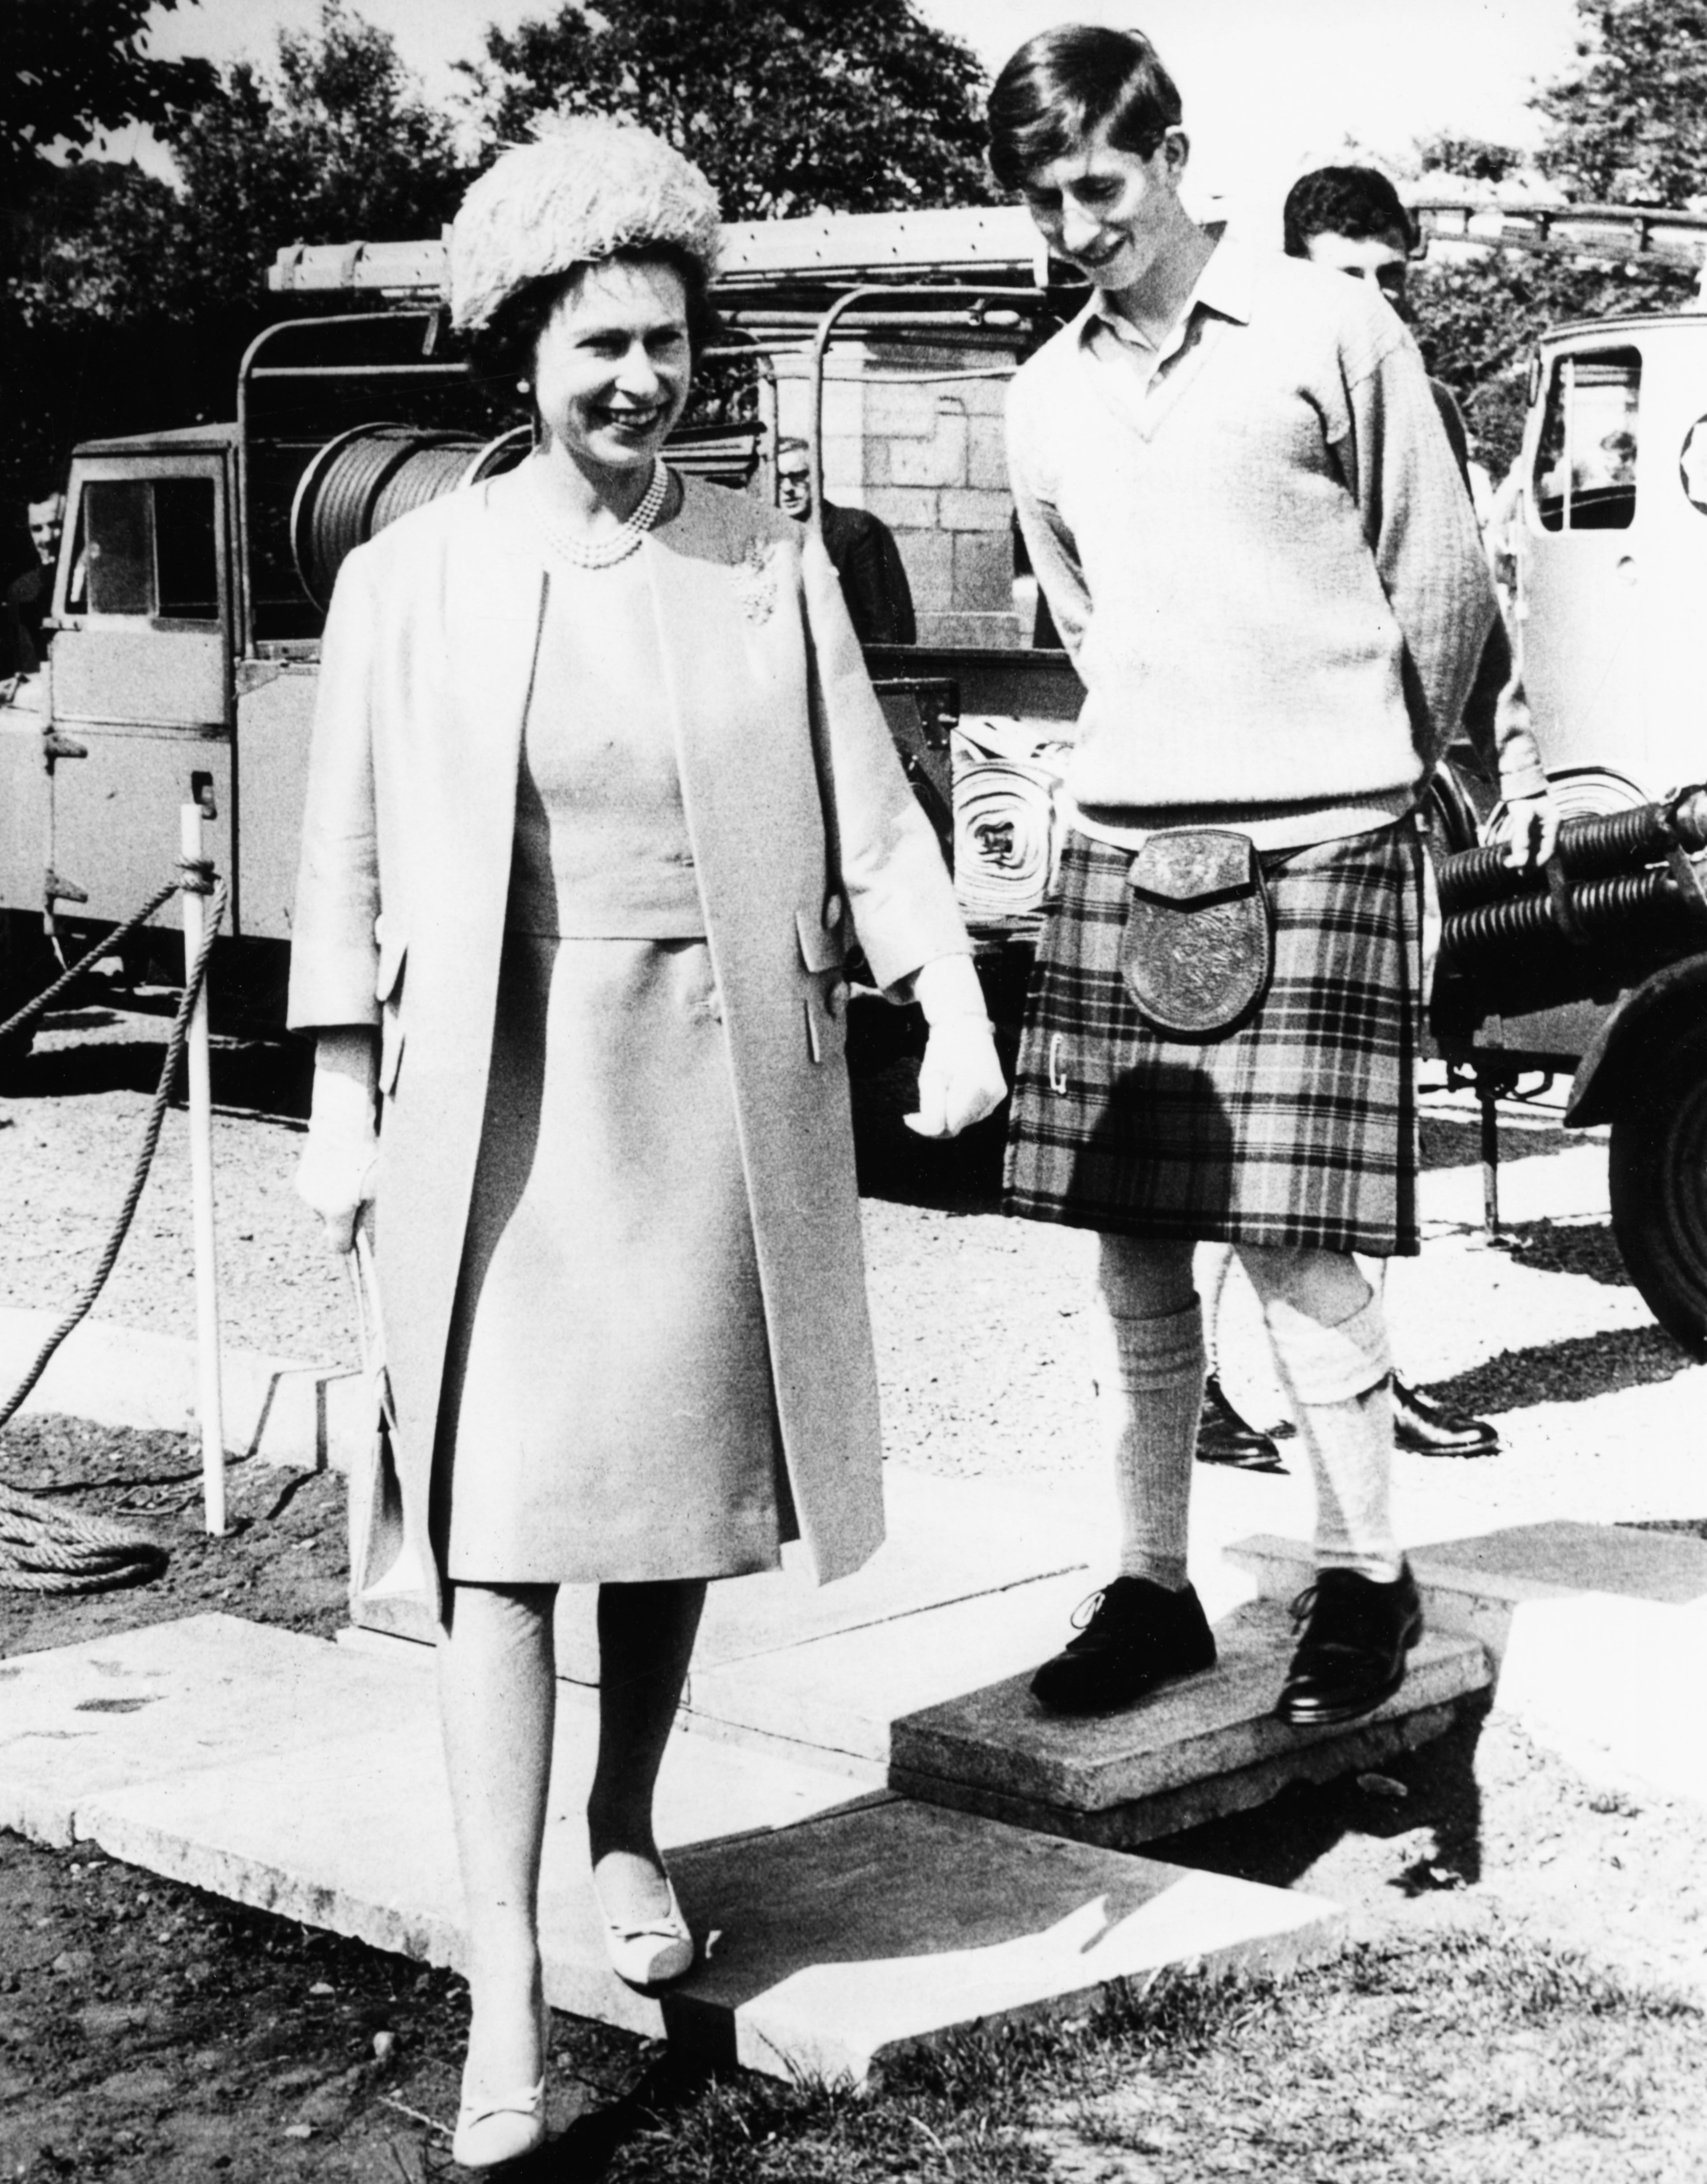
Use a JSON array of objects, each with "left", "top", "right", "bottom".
[{"left": 990, "top": 26, "right": 1501, "bottom": 1726}]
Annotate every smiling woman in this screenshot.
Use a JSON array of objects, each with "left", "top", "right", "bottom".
[
  {"left": 531, "top": 260, "right": 692, "bottom": 466},
  {"left": 284, "top": 109, "right": 1001, "bottom": 2177}
]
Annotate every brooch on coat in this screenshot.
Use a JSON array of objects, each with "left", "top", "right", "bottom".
[{"left": 732, "top": 539, "right": 780, "bottom": 625}]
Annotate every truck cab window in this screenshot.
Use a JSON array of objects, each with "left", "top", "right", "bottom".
[
  {"left": 1533, "top": 348, "right": 1640, "bottom": 532},
  {"left": 154, "top": 478, "right": 219, "bottom": 620},
  {"left": 81, "top": 481, "right": 153, "bottom": 614},
  {"left": 73, "top": 476, "right": 218, "bottom": 621}
]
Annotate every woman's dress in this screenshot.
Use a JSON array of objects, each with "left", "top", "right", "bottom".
[{"left": 436, "top": 538, "right": 792, "bottom": 1584}]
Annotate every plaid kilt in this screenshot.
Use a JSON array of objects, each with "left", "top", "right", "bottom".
[{"left": 1004, "top": 825, "right": 1422, "bottom": 1255}]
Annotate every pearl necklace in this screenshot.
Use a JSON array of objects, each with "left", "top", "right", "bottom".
[{"left": 529, "top": 459, "right": 669, "bottom": 570}]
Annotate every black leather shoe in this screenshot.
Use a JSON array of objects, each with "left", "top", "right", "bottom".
[
  {"left": 1030, "top": 1576, "right": 1217, "bottom": 1716},
  {"left": 1275, "top": 1562, "right": 1423, "bottom": 1727},
  {"left": 1391, "top": 1376, "right": 1499, "bottom": 1457},
  {"left": 1196, "top": 1373, "right": 1286, "bottom": 1470}
]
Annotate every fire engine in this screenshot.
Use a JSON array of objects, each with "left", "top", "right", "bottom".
[{"left": 2, "top": 205, "right": 1704, "bottom": 1351}]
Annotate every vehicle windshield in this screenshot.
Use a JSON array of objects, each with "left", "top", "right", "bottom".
[{"left": 1533, "top": 346, "right": 1641, "bottom": 532}]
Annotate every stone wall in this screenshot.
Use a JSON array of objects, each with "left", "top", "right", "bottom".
[{"left": 773, "top": 341, "right": 1022, "bottom": 649}]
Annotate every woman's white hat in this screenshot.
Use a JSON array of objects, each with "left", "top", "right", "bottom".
[{"left": 450, "top": 114, "right": 722, "bottom": 333}]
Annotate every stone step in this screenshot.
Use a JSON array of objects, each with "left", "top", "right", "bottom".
[
  {"left": 1226, "top": 1524, "right": 1707, "bottom": 1807},
  {"left": 0, "top": 1305, "right": 365, "bottom": 1471},
  {"left": 0, "top": 1614, "right": 1342, "bottom": 2086},
  {"left": 1226, "top": 1522, "right": 1707, "bottom": 1642},
  {"left": 890, "top": 1598, "right": 1492, "bottom": 1850}
]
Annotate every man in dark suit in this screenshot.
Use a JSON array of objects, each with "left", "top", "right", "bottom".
[
  {"left": 5, "top": 492, "right": 65, "bottom": 672},
  {"left": 775, "top": 438, "right": 916, "bottom": 645}
]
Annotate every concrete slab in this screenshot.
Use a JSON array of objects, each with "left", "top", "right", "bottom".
[
  {"left": 78, "top": 1657, "right": 877, "bottom": 2052},
  {"left": 350, "top": 1467, "right": 1095, "bottom": 1688},
  {"left": 891, "top": 1599, "right": 1491, "bottom": 1850},
  {"left": 0, "top": 1307, "right": 365, "bottom": 1471},
  {"left": 1223, "top": 1525, "right": 1707, "bottom": 1809},
  {"left": 1491, "top": 1591, "right": 1707, "bottom": 1806},
  {"left": 658, "top": 1799, "right": 1341, "bottom": 2081},
  {"left": 682, "top": 1569, "right": 1094, "bottom": 1772},
  {"left": 1225, "top": 1521, "right": 1707, "bottom": 1652},
  {"left": 0, "top": 1614, "right": 408, "bottom": 1847},
  {"left": 0, "top": 1614, "right": 1341, "bottom": 2084}
]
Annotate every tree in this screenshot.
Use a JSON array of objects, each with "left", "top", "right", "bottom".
[
  {"left": 1, "top": 3, "right": 471, "bottom": 518},
  {"left": 1533, "top": 0, "right": 1707, "bottom": 206},
  {"left": 1, "top": 0, "right": 214, "bottom": 195},
  {"left": 1400, "top": 0, "right": 1707, "bottom": 472},
  {"left": 1411, "top": 251, "right": 1693, "bottom": 471},
  {"left": 461, "top": 0, "right": 994, "bottom": 221},
  {"left": 158, "top": 1, "right": 469, "bottom": 317},
  {"left": 1414, "top": 133, "right": 1529, "bottom": 185}
]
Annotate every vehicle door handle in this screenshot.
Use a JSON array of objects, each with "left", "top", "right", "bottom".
[{"left": 43, "top": 733, "right": 88, "bottom": 760}]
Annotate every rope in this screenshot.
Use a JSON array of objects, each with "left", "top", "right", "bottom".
[
  {"left": 0, "top": 874, "right": 182, "bottom": 1047},
  {"left": 0, "top": 869, "right": 229, "bottom": 1592}
]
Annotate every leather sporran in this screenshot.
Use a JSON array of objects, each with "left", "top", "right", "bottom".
[{"left": 1120, "top": 829, "right": 1273, "bottom": 1039}]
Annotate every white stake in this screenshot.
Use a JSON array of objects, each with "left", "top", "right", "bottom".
[{"left": 181, "top": 800, "right": 227, "bottom": 1535}]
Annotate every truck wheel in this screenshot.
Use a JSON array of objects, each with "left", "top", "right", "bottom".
[{"left": 1608, "top": 1029, "right": 1707, "bottom": 1361}]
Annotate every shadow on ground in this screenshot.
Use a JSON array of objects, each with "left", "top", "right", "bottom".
[
  {"left": 1420, "top": 1324, "right": 1695, "bottom": 1416},
  {"left": 1418, "top": 1115, "right": 1573, "bottom": 1170},
  {"left": 1493, "top": 1216, "right": 1632, "bottom": 1287},
  {"left": 13, "top": 1012, "right": 311, "bottom": 1121},
  {"left": 1144, "top": 1706, "right": 1490, "bottom": 1898}
]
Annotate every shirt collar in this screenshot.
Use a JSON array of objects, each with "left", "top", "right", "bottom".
[{"left": 1075, "top": 231, "right": 1255, "bottom": 351}]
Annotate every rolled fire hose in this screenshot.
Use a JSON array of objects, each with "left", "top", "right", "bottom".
[{"left": 950, "top": 722, "right": 1070, "bottom": 923}]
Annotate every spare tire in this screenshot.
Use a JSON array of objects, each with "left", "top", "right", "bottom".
[{"left": 1608, "top": 1016, "right": 1707, "bottom": 1360}]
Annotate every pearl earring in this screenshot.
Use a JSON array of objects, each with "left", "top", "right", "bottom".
[{"left": 516, "top": 378, "right": 531, "bottom": 395}]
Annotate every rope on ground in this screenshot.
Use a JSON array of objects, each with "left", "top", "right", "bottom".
[{"left": 0, "top": 869, "right": 229, "bottom": 1593}]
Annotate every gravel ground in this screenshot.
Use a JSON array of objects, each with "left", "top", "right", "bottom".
[
  {"left": 4, "top": 997, "right": 1707, "bottom": 2178},
  {"left": 7, "top": 990, "right": 1695, "bottom": 1499}
]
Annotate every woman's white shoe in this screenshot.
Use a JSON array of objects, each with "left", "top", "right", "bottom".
[
  {"left": 452, "top": 1998, "right": 549, "bottom": 2170},
  {"left": 594, "top": 1870, "right": 696, "bottom": 1990},
  {"left": 451, "top": 2080, "right": 545, "bottom": 2171}
]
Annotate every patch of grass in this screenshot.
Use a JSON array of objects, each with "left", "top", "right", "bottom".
[{"left": 604, "top": 1929, "right": 1703, "bottom": 2183}]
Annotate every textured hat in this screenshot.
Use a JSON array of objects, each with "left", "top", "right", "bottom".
[{"left": 450, "top": 114, "right": 722, "bottom": 333}]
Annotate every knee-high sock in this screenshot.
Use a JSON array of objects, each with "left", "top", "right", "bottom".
[
  {"left": 1196, "top": 1241, "right": 1235, "bottom": 1376},
  {"left": 1240, "top": 1248, "right": 1402, "bottom": 1584},
  {"left": 1094, "top": 1236, "right": 1203, "bottom": 1590}
]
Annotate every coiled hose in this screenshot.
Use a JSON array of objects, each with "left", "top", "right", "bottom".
[
  {"left": 1438, "top": 801, "right": 1689, "bottom": 914},
  {"left": 1437, "top": 786, "right": 1707, "bottom": 994},
  {"left": 292, "top": 424, "right": 529, "bottom": 609},
  {"left": 0, "top": 869, "right": 227, "bottom": 1591}
]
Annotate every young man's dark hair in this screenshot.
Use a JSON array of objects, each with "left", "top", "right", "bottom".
[
  {"left": 987, "top": 24, "right": 1182, "bottom": 195},
  {"left": 1282, "top": 165, "right": 1417, "bottom": 260}
]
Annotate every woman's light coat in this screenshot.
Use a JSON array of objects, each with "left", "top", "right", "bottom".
[{"left": 287, "top": 471, "right": 970, "bottom": 1617}]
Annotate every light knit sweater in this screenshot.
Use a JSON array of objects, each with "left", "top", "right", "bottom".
[{"left": 1008, "top": 239, "right": 1503, "bottom": 848}]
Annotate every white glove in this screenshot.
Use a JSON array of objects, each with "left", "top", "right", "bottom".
[
  {"left": 906, "top": 1016, "right": 1008, "bottom": 1138},
  {"left": 1503, "top": 789, "right": 1559, "bottom": 871},
  {"left": 295, "top": 1126, "right": 378, "bottom": 1255},
  {"left": 904, "top": 953, "right": 1007, "bottom": 1139},
  {"left": 297, "top": 1028, "right": 380, "bottom": 1254}
]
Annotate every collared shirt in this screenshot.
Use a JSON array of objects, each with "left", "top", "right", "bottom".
[
  {"left": 1077, "top": 229, "right": 1252, "bottom": 413},
  {"left": 1006, "top": 236, "right": 1500, "bottom": 849}
]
